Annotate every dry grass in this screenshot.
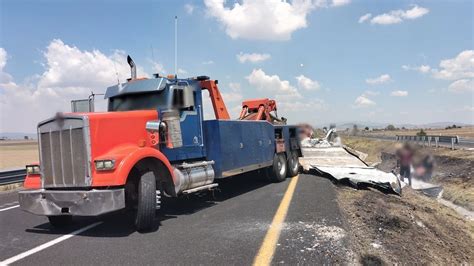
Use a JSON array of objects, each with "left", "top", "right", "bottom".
[
  {"left": 342, "top": 137, "right": 392, "bottom": 164},
  {"left": 0, "top": 182, "right": 22, "bottom": 191},
  {"left": 343, "top": 136, "right": 474, "bottom": 162},
  {"left": 0, "top": 140, "right": 38, "bottom": 170},
  {"left": 363, "top": 126, "right": 474, "bottom": 138},
  {"left": 442, "top": 182, "right": 474, "bottom": 211}
]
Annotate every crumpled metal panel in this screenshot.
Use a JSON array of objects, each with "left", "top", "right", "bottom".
[
  {"left": 300, "top": 147, "right": 367, "bottom": 171},
  {"left": 301, "top": 146, "right": 401, "bottom": 194},
  {"left": 312, "top": 165, "right": 402, "bottom": 194}
]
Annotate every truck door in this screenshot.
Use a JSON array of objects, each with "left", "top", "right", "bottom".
[{"left": 161, "top": 84, "right": 205, "bottom": 161}]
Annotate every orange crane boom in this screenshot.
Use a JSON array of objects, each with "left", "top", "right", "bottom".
[{"left": 200, "top": 79, "right": 230, "bottom": 120}]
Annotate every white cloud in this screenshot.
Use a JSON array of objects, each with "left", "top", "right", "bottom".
[
  {"left": 236, "top": 52, "right": 271, "bottom": 63},
  {"left": 314, "top": 0, "right": 350, "bottom": 8},
  {"left": 204, "top": 0, "right": 347, "bottom": 41},
  {"left": 358, "top": 13, "right": 371, "bottom": 23},
  {"left": 0, "top": 48, "right": 15, "bottom": 89},
  {"left": 463, "top": 105, "right": 474, "bottom": 112},
  {"left": 184, "top": 4, "right": 195, "bottom": 15},
  {"left": 390, "top": 90, "right": 408, "bottom": 97},
  {"left": 330, "top": 0, "right": 350, "bottom": 7},
  {"left": 229, "top": 82, "right": 240, "bottom": 91},
  {"left": 202, "top": 60, "right": 214, "bottom": 65},
  {"left": 178, "top": 68, "right": 187, "bottom": 75},
  {"left": 432, "top": 50, "right": 474, "bottom": 80},
  {"left": 221, "top": 82, "right": 243, "bottom": 103},
  {"left": 151, "top": 61, "right": 166, "bottom": 74},
  {"left": 363, "top": 5, "right": 429, "bottom": 25},
  {"left": 0, "top": 48, "right": 6, "bottom": 70},
  {"left": 278, "top": 98, "right": 326, "bottom": 112},
  {"left": 295, "top": 74, "right": 320, "bottom": 90},
  {"left": 418, "top": 65, "right": 432, "bottom": 73},
  {"left": 37, "top": 40, "right": 145, "bottom": 90},
  {"left": 0, "top": 40, "right": 147, "bottom": 132},
  {"left": 354, "top": 95, "right": 376, "bottom": 108},
  {"left": 246, "top": 68, "right": 299, "bottom": 97},
  {"left": 404, "top": 5, "right": 429, "bottom": 19},
  {"left": 448, "top": 79, "right": 474, "bottom": 93},
  {"left": 365, "top": 74, "right": 392, "bottom": 85},
  {"left": 402, "top": 64, "right": 431, "bottom": 73}
]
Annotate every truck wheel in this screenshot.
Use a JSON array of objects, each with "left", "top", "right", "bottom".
[
  {"left": 48, "top": 215, "right": 72, "bottom": 227},
  {"left": 267, "top": 153, "right": 287, "bottom": 183},
  {"left": 287, "top": 151, "right": 300, "bottom": 177},
  {"left": 135, "top": 171, "right": 156, "bottom": 232}
]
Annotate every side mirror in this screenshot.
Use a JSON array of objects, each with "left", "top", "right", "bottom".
[{"left": 171, "top": 85, "right": 194, "bottom": 110}]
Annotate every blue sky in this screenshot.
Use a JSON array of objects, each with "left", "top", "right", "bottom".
[{"left": 0, "top": 0, "right": 473, "bottom": 132}]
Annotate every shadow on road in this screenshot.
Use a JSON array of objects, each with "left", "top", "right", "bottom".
[{"left": 25, "top": 171, "right": 272, "bottom": 237}]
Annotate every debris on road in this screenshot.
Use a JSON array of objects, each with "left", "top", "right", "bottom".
[{"left": 300, "top": 128, "right": 341, "bottom": 148}]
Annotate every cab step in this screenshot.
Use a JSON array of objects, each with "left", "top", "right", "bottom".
[{"left": 182, "top": 183, "right": 218, "bottom": 195}]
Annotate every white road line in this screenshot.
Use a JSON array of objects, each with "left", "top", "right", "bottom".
[
  {"left": 0, "top": 205, "right": 19, "bottom": 212},
  {"left": 0, "top": 202, "right": 19, "bottom": 208},
  {"left": 0, "top": 221, "right": 103, "bottom": 265}
]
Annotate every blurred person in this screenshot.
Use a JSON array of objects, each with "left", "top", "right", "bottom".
[
  {"left": 396, "top": 142, "right": 414, "bottom": 187},
  {"left": 414, "top": 154, "right": 435, "bottom": 181}
]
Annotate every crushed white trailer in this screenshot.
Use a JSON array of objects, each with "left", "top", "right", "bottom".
[{"left": 300, "top": 146, "right": 402, "bottom": 194}]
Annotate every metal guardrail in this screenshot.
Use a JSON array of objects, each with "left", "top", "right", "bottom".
[
  {"left": 0, "top": 168, "right": 26, "bottom": 185},
  {"left": 396, "top": 135, "right": 460, "bottom": 149}
]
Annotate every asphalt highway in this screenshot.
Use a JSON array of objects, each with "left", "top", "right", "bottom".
[{"left": 0, "top": 173, "right": 349, "bottom": 265}]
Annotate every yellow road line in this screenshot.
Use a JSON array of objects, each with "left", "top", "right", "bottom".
[{"left": 253, "top": 175, "right": 300, "bottom": 266}]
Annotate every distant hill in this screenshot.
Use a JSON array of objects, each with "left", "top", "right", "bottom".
[
  {"left": 333, "top": 121, "right": 473, "bottom": 130},
  {"left": 418, "top": 122, "right": 473, "bottom": 128},
  {"left": 0, "top": 132, "right": 37, "bottom": 140}
]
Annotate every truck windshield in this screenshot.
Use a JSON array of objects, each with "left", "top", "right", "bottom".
[{"left": 108, "top": 91, "right": 168, "bottom": 111}]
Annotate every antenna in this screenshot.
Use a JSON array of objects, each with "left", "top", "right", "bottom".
[
  {"left": 174, "top": 15, "right": 178, "bottom": 78},
  {"left": 112, "top": 60, "right": 120, "bottom": 85},
  {"left": 151, "top": 44, "right": 156, "bottom": 65}
]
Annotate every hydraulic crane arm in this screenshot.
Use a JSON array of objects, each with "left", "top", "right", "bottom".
[
  {"left": 200, "top": 80, "right": 230, "bottom": 120},
  {"left": 239, "top": 98, "right": 287, "bottom": 125}
]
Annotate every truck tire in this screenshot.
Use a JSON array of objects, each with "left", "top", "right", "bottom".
[
  {"left": 286, "top": 151, "right": 300, "bottom": 177},
  {"left": 135, "top": 171, "right": 156, "bottom": 232},
  {"left": 267, "top": 153, "right": 287, "bottom": 183},
  {"left": 48, "top": 215, "right": 72, "bottom": 227}
]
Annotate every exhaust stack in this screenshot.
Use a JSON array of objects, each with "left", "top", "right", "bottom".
[{"left": 127, "top": 55, "right": 136, "bottom": 80}]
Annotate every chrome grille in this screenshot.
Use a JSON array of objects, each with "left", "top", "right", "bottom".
[{"left": 39, "top": 117, "right": 90, "bottom": 187}]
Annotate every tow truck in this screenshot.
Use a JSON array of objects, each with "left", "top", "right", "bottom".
[{"left": 19, "top": 56, "right": 301, "bottom": 231}]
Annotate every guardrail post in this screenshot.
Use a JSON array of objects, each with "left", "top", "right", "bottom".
[
  {"left": 422, "top": 136, "right": 425, "bottom": 147},
  {"left": 428, "top": 137, "right": 431, "bottom": 147},
  {"left": 435, "top": 137, "right": 439, "bottom": 148},
  {"left": 451, "top": 137, "right": 455, "bottom": 150}
]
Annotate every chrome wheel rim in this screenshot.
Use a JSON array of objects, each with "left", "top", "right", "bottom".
[
  {"left": 278, "top": 155, "right": 286, "bottom": 176},
  {"left": 291, "top": 153, "right": 299, "bottom": 173}
]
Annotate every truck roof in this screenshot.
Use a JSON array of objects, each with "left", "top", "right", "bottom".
[
  {"left": 104, "top": 77, "right": 167, "bottom": 99},
  {"left": 104, "top": 76, "right": 209, "bottom": 99}
]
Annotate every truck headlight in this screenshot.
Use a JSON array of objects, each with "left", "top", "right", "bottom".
[
  {"left": 94, "top": 160, "right": 115, "bottom": 171},
  {"left": 26, "top": 165, "right": 40, "bottom": 175}
]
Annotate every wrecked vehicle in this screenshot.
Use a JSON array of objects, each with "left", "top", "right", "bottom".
[{"left": 300, "top": 129, "right": 402, "bottom": 194}]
